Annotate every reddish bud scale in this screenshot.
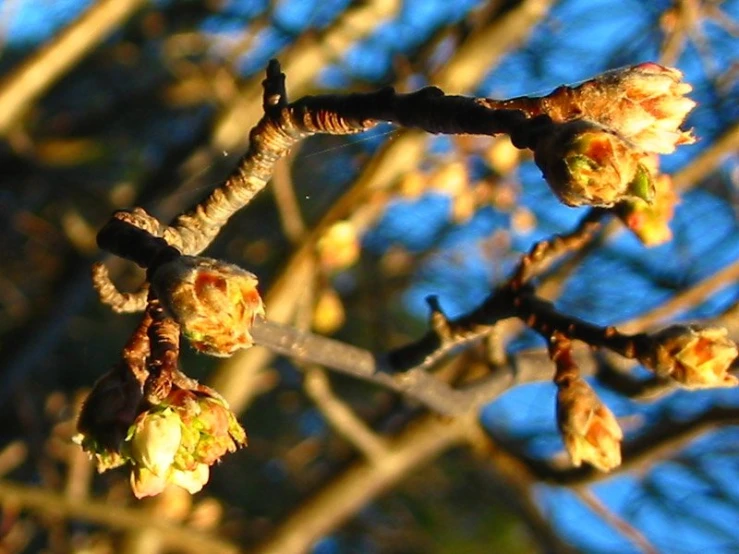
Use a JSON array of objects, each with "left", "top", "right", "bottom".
[{"left": 150, "top": 256, "right": 266, "bottom": 357}]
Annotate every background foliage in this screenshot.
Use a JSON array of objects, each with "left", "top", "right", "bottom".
[{"left": 0, "top": 0, "right": 737, "bottom": 552}]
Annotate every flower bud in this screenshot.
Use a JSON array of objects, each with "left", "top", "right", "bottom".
[
  {"left": 150, "top": 256, "right": 265, "bottom": 357},
  {"left": 600, "top": 63, "right": 696, "bottom": 154},
  {"left": 130, "top": 409, "right": 182, "bottom": 476},
  {"left": 130, "top": 466, "right": 169, "bottom": 498},
  {"left": 556, "top": 377, "right": 623, "bottom": 472},
  {"left": 535, "top": 120, "right": 653, "bottom": 207},
  {"left": 641, "top": 325, "right": 738, "bottom": 389},
  {"left": 75, "top": 366, "right": 143, "bottom": 472},
  {"left": 170, "top": 464, "right": 210, "bottom": 494},
  {"left": 543, "top": 62, "right": 696, "bottom": 154}
]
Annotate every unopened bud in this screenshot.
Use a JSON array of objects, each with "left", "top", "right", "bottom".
[
  {"left": 599, "top": 63, "right": 696, "bottom": 154},
  {"left": 75, "top": 366, "right": 143, "bottom": 471},
  {"left": 170, "top": 464, "right": 210, "bottom": 494},
  {"left": 617, "top": 173, "right": 678, "bottom": 246},
  {"left": 557, "top": 377, "right": 623, "bottom": 472},
  {"left": 641, "top": 325, "right": 738, "bottom": 389},
  {"left": 542, "top": 63, "right": 696, "bottom": 154},
  {"left": 130, "top": 466, "right": 169, "bottom": 499},
  {"left": 535, "top": 120, "right": 653, "bottom": 207},
  {"left": 130, "top": 409, "right": 182, "bottom": 476},
  {"left": 151, "top": 256, "right": 265, "bottom": 357}
]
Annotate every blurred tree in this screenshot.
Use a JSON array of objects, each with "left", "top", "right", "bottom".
[{"left": 0, "top": 1, "right": 737, "bottom": 553}]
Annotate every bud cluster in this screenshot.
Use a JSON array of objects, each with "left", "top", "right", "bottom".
[
  {"left": 128, "top": 388, "right": 247, "bottom": 498},
  {"left": 531, "top": 63, "right": 696, "bottom": 208},
  {"left": 77, "top": 385, "right": 247, "bottom": 498}
]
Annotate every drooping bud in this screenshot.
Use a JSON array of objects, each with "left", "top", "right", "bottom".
[
  {"left": 170, "top": 463, "right": 210, "bottom": 495},
  {"left": 534, "top": 120, "right": 653, "bottom": 207},
  {"left": 74, "top": 366, "right": 144, "bottom": 471},
  {"left": 556, "top": 377, "right": 623, "bottom": 472},
  {"left": 150, "top": 256, "right": 265, "bottom": 357},
  {"left": 640, "top": 325, "right": 738, "bottom": 389},
  {"left": 130, "top": 409, "right": 182, "bottom": 476},
  {"left": 130, "top": 466, "right": 169, "bottom": 498}
]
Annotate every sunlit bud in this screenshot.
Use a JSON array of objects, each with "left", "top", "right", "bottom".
[
  {"left": 617, "top": 173, "right": 678, "bottom": 246},
  {"left": 606, "top": 63, "right": 696, "bottom": 154},
  {"left": 130, "top": 409, "right": 182, "bottom": 476},
  {"left": 312, "top": 287, "right": 345, "bottom": 335},
  {"left": 122, "top": 387, "right": 246, "bottom": 497},
  {"left": 535, "top": 120, "right": 653, "bottom": 207},
  {"left": 641, "top": 325, "right": 738, "bottom": 389},
  {"left": 130, "top": 466, "right": 169, "bottom": 499},
  {"left": 544, "top": 63, "right": 696, "bottom": 154},
  {"left": 170, "top": 464, "right": 210, "bottom": 494},
  {"left": 151, "top": 256, "right": 265, "bottom": 357},
  {"left": 317, "top": 221, "right": 361, "bottom": 272},
  {"left": 191, "top": 395, "right": 247, "bottom": 465},
  {"left": 164, "top": 388, "right": 247, "bottom": 469},
  {"left": 556, "top": 377, "right": 623, "bottom": 472},
  {"left": 430, "top": 161, "right": 468, "bottom": 197},
  {"left": 486, "top": 136, "right": 520, "bottom": 174}
]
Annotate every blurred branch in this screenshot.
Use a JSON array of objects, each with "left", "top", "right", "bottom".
[
  {"left": 0, "top": 0, "right": 147, "bottom": 136},
  {"left": 250, "top": 413, "right": 473, "bottom": 554},
  {"left": 672, "top": 120, "right": 739, "bottom": 192},
  {"left": 304, "top": 368, "right": 390, "bottom": 462},
  {"left": 0, "top": 442, "right": 27, "bottom": 477},
  {"left": 620, "top": 257, "right": 739, "bottom": 334},
  {"left": 467, "top": 428, "right": 580, "bottom": 554},
  {"left": 574, "top": 489, "right": 659, "bottom": 554},
  {"left": 0, "top": 480, "right": 238, "bottom": 553}
]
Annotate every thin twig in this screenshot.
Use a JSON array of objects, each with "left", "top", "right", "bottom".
[{"left": 574, "top": 489, "right": 659, "bottom": 554}]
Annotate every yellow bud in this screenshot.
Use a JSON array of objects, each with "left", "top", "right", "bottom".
[
  {"left": 317, "top": 221, "right": 360, "bottom": 272},
  {"left": 312, "top": 288, "right": 345, "bottom": 335}
]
